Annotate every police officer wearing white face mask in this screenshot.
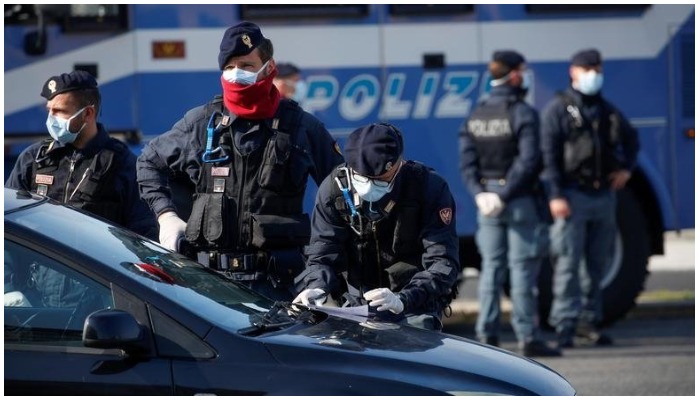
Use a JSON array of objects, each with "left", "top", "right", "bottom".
[
  {"left": 5, "top": 70, "right": 157, "bottom": 239},
  {"left": 540, "top": 48, "right": 640, "bottom": 349},
  {"left": 273, "top": 62, "right": 307, "bottom": 104},
  {"left": 459, "top": 50, "right": 561, "bottom": 358},
  {"left": 294, "top": 122, "right": 460, "bottom": 331}
]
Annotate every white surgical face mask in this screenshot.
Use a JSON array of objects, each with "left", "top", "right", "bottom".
[
  {"left": 292, "top": 80, "right": 307, "bottom": 103},
  {"left": 351, "top": 176, "right": 394, "bottom": 203},
  {"left": 45, "top": 106, "right": 88, "bottom": 144},
  {"left": 575, "top": 70, "right": 604, "bottom": 95},
  {"left": 222, "top": 60, "right": 269, "bottom": 86},
  {"left": 520, "top": 70, "right": 532, "bottom": 90},
  {"left": 350, "top": 163, "right": 401, "bottom": 203}
]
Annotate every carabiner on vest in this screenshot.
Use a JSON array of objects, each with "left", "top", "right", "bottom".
[
  {"left": 202, "top": 111, "right": 230, "bottom": 163},
  {"left": 335, "top": 167, "right": 363, "bottom": 236}
]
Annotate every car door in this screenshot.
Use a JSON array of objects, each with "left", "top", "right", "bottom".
[{"left": 4, "top": 238, "right": 174, "bottom": 395}]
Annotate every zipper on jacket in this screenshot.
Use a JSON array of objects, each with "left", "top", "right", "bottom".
[
  {"left": 69, "top": 168, "right": 92, "bottom": 201},
  {"left": 63, "top": 152, "right": 79, "bottom": 203}
]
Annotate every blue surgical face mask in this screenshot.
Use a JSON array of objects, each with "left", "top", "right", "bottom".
[
  {"left": 45, "top": 106, "right": 88, "bottom": 144},
  {"left": 575, "top": 70, "right": 604, "bottom": 95},
  {"left": 222, "top": 60, "right": 269, "bottom": 86},
  {"left": 292, "top": 80, "right": 307, "bottom": 103}
]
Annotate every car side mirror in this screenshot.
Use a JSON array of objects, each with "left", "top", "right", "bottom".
[{"left": 83, "top": 309, "right": 148, "bottom": 355}]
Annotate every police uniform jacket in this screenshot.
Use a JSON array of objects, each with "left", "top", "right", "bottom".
[
  {"left": 540, "top": 87, "right": 639, "bottom": 199},
  {"left": 136, "top": 98, "right": 344, "bottom": 251},
  {"left": 458, "top": 85, "right": 542, "bottom": 201},
  {"left": 299, "top": 162, "right": 460, "bottom": 315},
  {"left": 5, "top": 124, "right": 156, "bottom": 239}
]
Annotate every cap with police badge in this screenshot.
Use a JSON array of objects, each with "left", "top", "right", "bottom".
[
  {"left": 41, "top": 70, "right": 98, "bottom": 100},
  {"left": 571, "top": 48, "right": 602, "bottom": 67},
  {"left": 218, "top": 21, "right": 265, "bottom": 70},
  {"left": 493, "top": 50, "right": 526, "bottom": 72},
  {"left": 344, "top": 123, "right": 404, "bottom": 177}
]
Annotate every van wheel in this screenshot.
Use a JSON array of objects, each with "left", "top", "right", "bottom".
[{"left": 538, "top": 188, "right": 651, "bottom": 328}]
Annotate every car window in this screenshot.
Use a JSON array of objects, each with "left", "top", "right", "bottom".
[
  {"left": 4, "top": 240, "right": 113, "bottom": 347},
  {"left": 6, "top": 204, "right": 275, "bottom": 331}
]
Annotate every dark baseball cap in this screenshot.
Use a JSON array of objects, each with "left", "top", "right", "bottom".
[
  {"left": 218, "top": 21, "right": 265, "bottom": 70},
  {"left": 277, "top": 62, "right": 300, "bottom": 78},
  {"left": 344, "top": 123, "right": 404, "bottom": 177},
  {"left": 493, "top": 50, "right": 526, "bottom": 71},
  {"left": 571, "top": 48, "right": 602, "bottom": 67},
  {"left": 40, "top": 70, "right": 98, "bottom": 100}
]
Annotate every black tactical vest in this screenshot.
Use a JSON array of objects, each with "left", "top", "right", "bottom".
[
  {"left": 558, "top": 92, "right": 622, "bottom": 189},
  {"left": 30, "top": 138, "right": 126, "bottom": 224},
  {"left": 467, "top": 99, "right": 519, "bottom": 179},
  {"left": 185, "top": 97, "right": 311, "bottom": 253},
  {"left": 331, "top": 161, "right": 428, "bottom": 291}
]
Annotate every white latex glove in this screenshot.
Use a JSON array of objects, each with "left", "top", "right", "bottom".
[
  {"left": 158, "top": 211, "right": 187, "bottom": 251},
  {"left": 293, "top": 288, "right": 327, "bottom": 306},
  {"left": 363, "top": 288, "right": 404, "bottom": 314},
  {"left": 4, "top": 291, "right": 32, "bottom": 307},
  {"left": 474, "top": 192, "right": 505, "bottom": 217}
]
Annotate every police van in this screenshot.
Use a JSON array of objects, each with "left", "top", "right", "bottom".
[{"left": 4, "top": 4, "right": 695, "bottom": 326}]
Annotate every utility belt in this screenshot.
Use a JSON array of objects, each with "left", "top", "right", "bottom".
[
  {"left": 196, "top": 248, "right": 304, "bottom": 286},
  {"left": 568, "top": 176, "right": 608, "bottom": 192},
  {"left": 197, "top": 251, "right": 268, "bottom": 279},
  {"left": 480, "top": 177, "right": 507, "bottom": 187}
]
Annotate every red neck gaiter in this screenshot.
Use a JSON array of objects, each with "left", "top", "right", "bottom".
[{"left": 220, "top": 68, "right": 281, "bottom": 119}]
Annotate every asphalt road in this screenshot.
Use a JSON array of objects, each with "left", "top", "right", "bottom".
[
  {"left": 445, "top": 315, "right": 694, "bottom": 396},
  {"left": 443, "top": 230, "right": 695, "bottom": 396}
]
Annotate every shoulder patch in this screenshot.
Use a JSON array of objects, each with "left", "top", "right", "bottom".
[{"left": 439, "top": 208, "right": 453, "bottom": 225}]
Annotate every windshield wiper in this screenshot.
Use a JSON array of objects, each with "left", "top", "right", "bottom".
[
  {"left": 238, "top": 320, "right": 297, "bottom": 336},
  {"left": 237, "top": 301, "right": 320, "bottom": 336}
]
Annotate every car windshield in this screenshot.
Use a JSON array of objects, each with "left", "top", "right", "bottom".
[{"left": 6, "top": 199, "right": 278, "bottom": 332}]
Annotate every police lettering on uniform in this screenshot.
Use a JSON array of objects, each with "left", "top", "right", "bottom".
[
  {"left": 458, "top": 50, "right": 561, "bottom": 357},
  {"left": 541, "top": 48, "right": 639, "bottom": 348},
  {"left": 5, "top": 70, "right": 157, "bottom": 239},
  {"left": 136, "top": 22, "right": 344, "bottom": 301},
  {"left": 294, "top": 123, "right": 460, "bottom": 331}
]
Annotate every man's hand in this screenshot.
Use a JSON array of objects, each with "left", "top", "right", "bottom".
[
  {"left": 609, "top": 169, "right": 631, "bottom": 190},
  {"left": 363, "top": 288, "right": 404, "bottom": 314},
  {"left": 549, "top": 198, "right": 571, "bottom": 219},
  {"left": 158, "top": 211, "right": 187, "bottom": 251},
  {"left": 293, "top": 288, "right": 327, "bottom": 306},
  {"left": 475, "top": 192, "right": 505, "bottom": 217}
]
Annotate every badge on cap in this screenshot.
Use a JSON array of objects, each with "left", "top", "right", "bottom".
[
  {"left": 242, "top": 34, "right": 253, "bottom": 49},
  {"left": 439, "top": 208, "right": 453, "bottom": 225},
  {"left": 48, "top": 80, "right": 57, "bottom": 94}
]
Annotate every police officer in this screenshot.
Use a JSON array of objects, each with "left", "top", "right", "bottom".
[
  {"left": 5, "top": 70, "right": 156, "bottom": 239},
  {"left": 273, "top": 62, "right": 305, "bottom": 103},
  {"left": 294, "top": 122, "right": 460, "bottom": 331},
  {"left": 458, "top": 50, "right": 561, "bottom": 357},
  {"left": 136, "top": 22, "right": 344, "bottom": 301},
  {"left": 541, "top": 48, "right": 639, "bottom": 348}
]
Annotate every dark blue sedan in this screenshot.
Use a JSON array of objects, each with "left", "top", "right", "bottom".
[{"left": 4, "top": 188, "right": 575, "bottom": 395}]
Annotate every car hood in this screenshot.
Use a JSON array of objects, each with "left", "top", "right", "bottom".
[{"left": 259, "top": 314, "right": 575, "bottom": 395}]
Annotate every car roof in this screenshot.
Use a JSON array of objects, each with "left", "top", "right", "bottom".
[{"left": 4, "top": 188, "right": 46, "bottom": 214}]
